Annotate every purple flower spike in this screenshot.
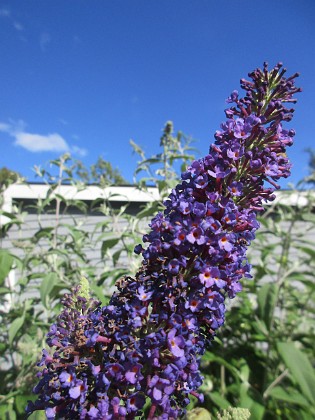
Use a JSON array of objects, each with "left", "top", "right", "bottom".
[{"left": 27, "top": 63, "right": 300, "bottom": 419}]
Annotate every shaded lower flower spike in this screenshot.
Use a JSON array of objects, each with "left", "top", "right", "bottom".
[{"left": 27, "top": 63, "right": 301, "bottom": 419}]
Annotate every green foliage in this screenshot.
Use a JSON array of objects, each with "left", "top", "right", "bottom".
[
  {"left": 0, "top": 167, "right": 21, "bottom": 190},
  {"left": 0, "top": 249, "right": 14, "bottom": 285},
  {"left": 0, "top": 125, "right": 314, "bottom": 419},
  {"left": 33, "top": 154, "right": 127, "bottom": 187},
  {"left": 130, "top": 120, "right": 197, "bottom": 196},
  {"left": 89, "top": 156, "right": 128, "bottom": 186}
]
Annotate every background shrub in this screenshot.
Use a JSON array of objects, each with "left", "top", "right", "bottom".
[{"left": 0, "top": 124, "right": 314, "bottom": 419}]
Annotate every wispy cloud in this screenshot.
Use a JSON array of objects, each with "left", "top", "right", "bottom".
[
  {"left": 58, "top": 118, "right": 69, "bottom": 126},
  {"left": 0, "top": 7, "right": 10, "bottom": 17},
  {"left": 13, "top": 21, "right": 23, "bottom": 31},
  {"left": 0, "top": 7, "right": 24, "bottom": 33},
  {"left": 72, "top": 145, "right": 87, "bottom": 157},
  {"left": 0, "top": 121, "right": 87, "bottom": 156},
  {"left": 0, "top": 122, "right": 11, "bottom": 132},
  {"left": 39, "top": 32, "right": 51, "bottom": 52}
]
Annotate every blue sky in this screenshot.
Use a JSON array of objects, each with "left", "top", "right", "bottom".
[{"left": 1, "top": 0, "right": 314, "bottom": 187}]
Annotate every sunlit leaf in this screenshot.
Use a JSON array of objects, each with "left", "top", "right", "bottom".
[
  {"left": 33, "top": 227, "right": 54, "bottom": 241},
  {"left": 0, "top": 404, "right": 17, "bottom": 420},
  {"left": 267, "top": 386, "right": 309, "bottom": 407},
  {"left": 0, "top": 249, "right": 13, "bottom": 285},
  {"left": 297, "top": 246, "right": 315, "bottom": 259},
  {"left": 257, "top": 283, "right": 278, "bottom": 329},
  {"left": 40, "top": 273, "right": 58, "bottom": 308},
  {"left": 277, "top": 342, "right": 315, "bottom": 405},
  {"left": 209, "top": 391, "right": 230, "bottom": 409},
  {"left": 9, "top": 313, "right": 25, "bottom": 346},
  {"left": 101, "top": 238, "right": 121, "bottom": 258}
]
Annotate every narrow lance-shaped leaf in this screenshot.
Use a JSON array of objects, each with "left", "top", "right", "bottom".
[
  {"left": 9, "top": 311, "right": 25, "bottom": 346},
  {"left": 0, "top": 250, "right": 13, "bottom": 285},
  {"left": 257, "top": 282, "right": 278, "bottom": 330},
  {"left": 40, "top": 273, "right": 58, "bottom": 308},
  {"left": 277, "top": 341, "right": 315, "bottom": 405}
]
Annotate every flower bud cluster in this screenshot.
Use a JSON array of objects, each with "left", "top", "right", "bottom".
[{"left": 27, "top": 63, "right": 300, "bottom": 419}]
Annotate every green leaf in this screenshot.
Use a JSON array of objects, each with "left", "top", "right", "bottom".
[
  {"left": 0, "top": 404, "right": 17, "bottom": 420},
  {"left": 27, "top": 409, "right": 46, "bottom": 419},
  {"left": 261, "top": 243, "right": 279, "bottom": 261},
  {"left": 0, "top": 249, "right": 13, "bottom": 285},
  {"left": 209, "top": 391, "right": 230, "bottom": 409},
  {"left": 257, "top": 283, "right": 278, "bottom": 329},
  {"left": 157, "top": 180, "right": 168, "bottom": 194},
  {"left": 89, "top": 283, "right": 109, "bottom": 306},
  {"left": 139, "top": 157, "right": 162, "bottom": 165},
  {"left": 277, "top": 342, "right": 315, "bottom": 404},
  {"left": 252, "top": 318, "right": 269, "bottom": 337},
  {"left": 0, "top": 342, "right": 7, "bottom": 352},
  {"left": 15, "top": 394, "right": 36, "bottom": 415},
  {"left": 136, "top": 202, "right": 161, "bottom": 219},
  {"left": 268, "top": 386, "right": 309, "bottom": 407},
  {"left": 246, "top": 401, "right": 264, "bottom": 420},
  {"left": 97, "top": 268, "right": 129, "bottom": 286},
  {"left": 101, "top": 238, "right": 120, "bottom": 258},
  {"left": 40, "top": 273, "right": 58, "bottom": 308},
  {"left": 0, "top": 211, "right": 21, "bottom": 220},
  {"left": 33, "top": 227, "right": 54, "bottom": 241},
  {"left": 9, "top": 313, "right": 25, "bottom": 345},
  {"left": 129, "top": 139, "right": 145, "bottom": 158},
  {"left": 297, "top": 246, "right": 315, "bottom": 259},
  {"left": 45, "top": 282, "right": 66, "bottom": 301},
  {"left": 202, "top": 352, "right": 241, "bottom": 381},
  {"left": 112, "top": 249, "right": 123, "bottom": 266},
  {"left": 0, "top": 286, "right": 11, "bottom": 294},
  {"left": 239, "top": 384, "right": 265, "bottom": 420}
]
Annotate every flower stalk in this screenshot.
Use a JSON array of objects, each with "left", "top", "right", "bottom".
[{"left": 26, "top": 63, "right": 300, "bottom": 419}]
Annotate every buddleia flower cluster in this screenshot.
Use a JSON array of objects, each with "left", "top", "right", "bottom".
[{"left": 26, "top": 63, "right": 300, "bottom": 419}]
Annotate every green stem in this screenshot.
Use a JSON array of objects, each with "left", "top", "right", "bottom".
[{"left": 263, "top": 368, "right": 289, "bottom": 399}]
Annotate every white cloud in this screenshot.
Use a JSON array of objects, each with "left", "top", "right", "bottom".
[
  {"left": 0, "top": 121, "right": 88, "bottom": 156},
  {"left": 40, "top": 32, "right": 51, "bottom": 52},
  {"left": 15, "top": 132, "right": 69, "bottom": 153}
]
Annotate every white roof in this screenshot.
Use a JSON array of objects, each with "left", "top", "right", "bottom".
[
  {"left": 0, "top": 183, "right": 160, "bottom": 225},
  {"left": 3, "top": 183, "right": 160, "bottom": 202},
  {"left": 1, "top": 182, "right": 313, "bottom": 226}
]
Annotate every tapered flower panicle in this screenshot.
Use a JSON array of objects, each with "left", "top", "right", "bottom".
[{"left": 27, "top": 63, "right": 300, "bottom": 419}]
